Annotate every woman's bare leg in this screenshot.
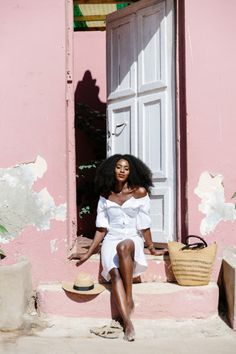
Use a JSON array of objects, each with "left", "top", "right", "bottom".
[
  {"left": 109, "top": 268, "right": 135, "bottom": 341},
  {"left": 116, "top": 240, "right": 135, "bottom": 315}
]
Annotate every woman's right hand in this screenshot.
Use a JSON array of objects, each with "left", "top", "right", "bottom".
[
  {"left": 68, "top": 229, "right": 106, "bottom": 267},
  {"left": 68, "top": 252, "right": 90, "bottom": 266}
]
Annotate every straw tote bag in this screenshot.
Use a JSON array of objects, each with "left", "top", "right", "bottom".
[{"left": 168, "top": 235, "right": 217, "bottom": 286}]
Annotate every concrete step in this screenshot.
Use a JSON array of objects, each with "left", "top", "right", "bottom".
[
  {"left": 28, "top": 315, "right": 231, "bottom": 340},
  {"left": 36, "top": 281, "right": 219, "bottom": 320},
  {"left": 64, "top": 253, "right": 219, "bottom": 284},
  {"left": 39, "top": 252, "right": 218, "bottom": 285},
  {"left": 67, "top": 253, "right": 175, "bottom": 283}
]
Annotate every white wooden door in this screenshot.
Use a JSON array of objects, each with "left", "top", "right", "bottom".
[{"left": 106, "top": 0, "right": 175, "bottom": 243}]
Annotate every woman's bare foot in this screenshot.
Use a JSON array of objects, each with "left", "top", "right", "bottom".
[{"left": 123, "top": 320, "right": 135, "bottom": 341}]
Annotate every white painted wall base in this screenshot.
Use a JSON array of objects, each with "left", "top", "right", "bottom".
[{"left": 0, "top": 259, "right": 32, "bottom": 330}]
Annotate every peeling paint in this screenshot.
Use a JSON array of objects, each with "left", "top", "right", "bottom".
[
  {"left": 50, "top": 239, "right": 58, "bottom": 253},
  {"left": 194, "top": 171, "right": 236, "bottom": 235},
  {"left": 50, "top": 238, "right": 67, "bottom": 253},
  {"left": 0, "top": 156, "right": 67, "bottom": 243}
]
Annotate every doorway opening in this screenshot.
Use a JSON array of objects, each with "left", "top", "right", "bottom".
[
  {"left": 73, "top": 2, "right": 131, "bottom": 238},
  {"left": 74, "top": 33, "right": 106, "bottom": 238},
  {"left": 72, "top": 0, "right": 178, "bottom": 245}
]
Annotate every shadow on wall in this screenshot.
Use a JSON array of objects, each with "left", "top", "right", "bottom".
[
  {"left": 75, "top": 70, "right": 106, "bottom": 114},
  {"left": 74, "top": 70, "right": 106, "bottom": 238}
]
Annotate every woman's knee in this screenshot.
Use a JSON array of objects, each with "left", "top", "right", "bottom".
[
  {"left": 109, "top": 268, "right": 121, "bottom": 282},
  {"left": 116, "top": 240, "right": 134, "bottom": 258}
]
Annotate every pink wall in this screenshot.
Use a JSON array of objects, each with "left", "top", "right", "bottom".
[
  {"left": 1, "top": 0, "right": 235, "bottom": 288},
  {"left": 0, "top": 1, "right": 76, "bottom": 284},
  {"left": 74, "top": 31, "right": 106, "bottom": 103},
  {"left": 185, "top": 0, "right": 236, "bottom": 258}
]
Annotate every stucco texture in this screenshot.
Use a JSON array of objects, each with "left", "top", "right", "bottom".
[
  {"left": 0, "top": 1, "right": 73, "bottom": 284},
  {"left": 185, "top": 0, "right": 236, "bottom": 253}
]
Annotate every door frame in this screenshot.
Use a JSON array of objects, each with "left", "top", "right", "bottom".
[
  {"left": 175, "top": 0, "right": 188, "bottom": 241},
  {"left": 66, "top": 0, "right": 77, "bottom": 246},
  {"left": 68, "top": 0, "right": 188, "bottom": 243}
]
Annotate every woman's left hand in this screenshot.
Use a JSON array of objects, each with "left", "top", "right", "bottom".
[{"left": 141, "top": 228, "right": 168, "bottom": 256}]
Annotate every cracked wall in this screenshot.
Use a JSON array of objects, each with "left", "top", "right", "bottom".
[
  {"left": 194, "top": 171, "right": 236, "bottom": 235},
  {"left": 0, "top": 156, "right": 67, "bottom": 243}
]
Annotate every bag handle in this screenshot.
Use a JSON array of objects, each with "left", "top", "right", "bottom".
[{"left": 181, "top": 235, "right": 208, "bottom": 250}]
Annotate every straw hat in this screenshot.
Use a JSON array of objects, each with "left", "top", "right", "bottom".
[{"left": 62, "top": 272, "right": 105, "bottom": 295}]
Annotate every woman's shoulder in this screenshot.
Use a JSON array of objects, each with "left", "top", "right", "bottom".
[
  {"left": 133, "top": 186, "right": 148, "bottom": 199},
  {"left": 100, "top": 193, "right": 110, "bottom": 200},
  {"left": 98, "top": 195, "right": 108, "bottom": 204}
]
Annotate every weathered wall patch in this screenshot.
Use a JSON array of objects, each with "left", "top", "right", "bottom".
[
  {"left": 0, "top": 156, "right": 66, "bottom": 243},
  {"left": 195, "top": 171, "right": 236, "bottom": 235}
]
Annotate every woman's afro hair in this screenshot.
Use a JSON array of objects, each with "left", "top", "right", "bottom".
[{"left": 94, "top": 154, "right": 153, "bottom": 196}]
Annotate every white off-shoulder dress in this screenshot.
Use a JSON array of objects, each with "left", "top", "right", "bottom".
[{"left": 96, "top": 195, "right": 151, "bottom": 281}]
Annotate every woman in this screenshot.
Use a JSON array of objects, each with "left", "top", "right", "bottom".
[{"left": 69, "top": 154, "right": 165, "bottom": 341}]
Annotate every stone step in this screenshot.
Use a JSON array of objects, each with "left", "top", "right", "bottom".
[
  {"left": 36, "top": 281, "right": 219, "bottom": 320},
  {"left": 67, "top": 254, "right": 175, "bottom": 283},
  {"left": 66, "top": 252, "right": 219, "bottom": 283},
  {"left": 31, "top": 315, "right": 230, "bottom": 340},
  {"left": 42, "top": 250, "right": 218, "bottom": 285}
]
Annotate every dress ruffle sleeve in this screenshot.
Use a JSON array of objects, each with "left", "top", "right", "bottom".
[
  {"left": 95, "top": 196, "right": 109, "bottom": 228},
  {"left": 136, "top": 195, "right": 152, "bottom": 230}
]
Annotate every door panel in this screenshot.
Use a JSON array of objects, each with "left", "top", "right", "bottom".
[
  {"left": 107, "top": 99, "right": 137, "bottom": 156},
  {"left": 107, "top": 0, "right": 175, "bottom": 243},
  {"left": 107, "top": 14, "right": 136, "bottom": 100},
  {"left": 150, "top": 187, "right": 172, "bottom": 241},
  {"left": 138, "top": 92, "right": 167, "bottom": 180},
  {"left": 137, "top": 2, "right": 166, "bottom": 93}
]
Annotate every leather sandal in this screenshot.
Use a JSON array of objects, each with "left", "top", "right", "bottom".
[{"left": 90, "top": 325, "right": 123, "bottom": 339}]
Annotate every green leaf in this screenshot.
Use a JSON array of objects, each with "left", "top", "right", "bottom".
[
  {"left": 0, "top": 248, "right": 6, "bottom": 259},
  {"left": 79, "top": 206, "right": 91, "bottom": 219},
  {"left": 79, "top": 164, "right": 96, "bottom": 170},
  {"left": 0, "top": 224, "right": 8, "bottom": 234}
]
